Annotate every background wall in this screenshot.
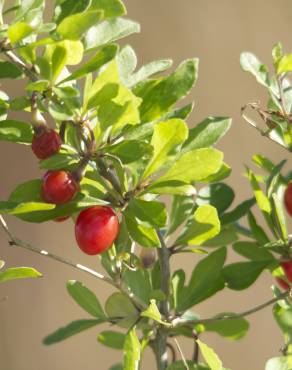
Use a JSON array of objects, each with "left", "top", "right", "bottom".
[{"left": 1, "top": 0, "right": 292, "bottom": 369}]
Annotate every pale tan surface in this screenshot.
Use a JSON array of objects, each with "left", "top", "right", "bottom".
[{"left": 1, "top": 1, "right": 292, "bottom": 369}]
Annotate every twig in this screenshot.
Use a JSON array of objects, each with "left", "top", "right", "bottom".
[
  {"left": 166, "top": 343, "right": 176, "bottom": 363},
  {"left": 192, "top": 331, "right": 199, "bottom": 363},
  {"left": 174, "top": 338, "right": 190, "bottom": 370},
  {"left": 241, "top": 103, "right": 289, "bottom": 151},
  {"left": 173, "top": 290, "right": 291, "bottom": 327},
  {"left": 5, "top": 50, "right": 38, "bottom": 81},
  {"left": 0, "top": 215, "right": 146, "bottom": 310}
]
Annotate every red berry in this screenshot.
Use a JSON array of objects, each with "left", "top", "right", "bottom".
[
  {"left": 277, "top": 261, "right": 292, "bottom": 290},
  {"left": 75, "top": 206, "right": 119, "bottom": 255},
  {"left": 284, "top": 183, "right": 292, "bottom": 216},
  {"left": 31, "top": 129, "right": 62, "bottom": 159},
  {"left": 42, "top": 171, "right": 78, "bottom": 205}
]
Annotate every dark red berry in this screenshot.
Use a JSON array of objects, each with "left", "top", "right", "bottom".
[
  {"left": 276, "top": 261, "right": 292, "bottom": 290},
  {"left": 42, "top": 171, "right": 78, "bottom": 205},
  {"left": 75, "top": 206, "right": 119, "bottom": 255},
  {"left": 31, "top": 129, "right": 62, "bottom": 159},
  {"left": 284, "top": 183, "right": 292, "bottom": 216}
]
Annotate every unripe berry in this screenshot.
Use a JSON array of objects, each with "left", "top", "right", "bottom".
[
  {"left": 284, "top": 182, "right": 292, "bottom": 216},
  {"left": 31, "top": 129, "right": 62, "bottom": 159},
  {"left": 276, "top": 261, "right": 292, "bottom": 290},
  {"left": 75, "top": 206, "right": 119, "bottom": 255},
  {"left": 42, "top": 170, "right": 78, "bottom": 205},
  {"left": 140, "top": 248, "right": 156, "bottom": 268}
]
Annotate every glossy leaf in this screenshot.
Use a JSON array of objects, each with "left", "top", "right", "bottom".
[
  {"left": 176, "top": 205, "right": 220, "bottom": 246},
  {"left": 197, "top": 183, "right": 234, "bottom": 214},
  {"left": 141, "top": 299, "right": 168, "bottom": 325},
  {"left": 43, "top": 319, "right": 103, "bottom": 345},
  {"left": 8, "top": 22, "right": 34, "bottom": 44},
  {"left": 167, "top": 195, "right": 194, "bottom": 235},
  {"left": 223, "top": 260, "right": 269, "bottom": 290},
  {"left": 89, "top": 0, "right": 126, "bottom": 18},
  {"left": 178, "top": 248, "right": 226, "bottom": 311},
  {"left": 105, "top": 293, "right": 138, "bottom": 328},
  {"left": 232, "top": 241, "right": 275, "bottom": 262},
  {"left": 240, "top": 52, "right": 271, "bottom": 90},
  {"left": 142, "top": 119, "right": 188, "bottom": 180},
  {"left": 105, "top": 140, "right": 153, "bottom": 164},
  {"left": 67, "top": 280, "right": 106, "bottom": 318},
  {"left": 0, "top": 267, "right": 42, "bottom": 282},
  {"left": 183, "top": 117, "right": 232, "bottom": 153},
  {"left": 197, "top": 339, "right": 223, "bottom": 370},
  {"left": 98, "top": 330, "right": 126, "bottom": 350},
  {"left": 85, "top": 18, "right": 140, "bottom": 51},
  {"left": 137, "top": 59, "right": 198, "bottom": 122},
  {"left": 57, "top": 10, "right": 103, "bottom": 40},
  {"left": 221, "top": 198, "right": 255, "bottom": 225},
  {"left": 0, "top": 119, "right": 33, "bottom": 144},
  {"left": 123, "top": 328, "right": 141, "bottom": 370},
  {"left": 154, "top": 148, "right": 223, "bottom": 185},
  {"left": 128, "top": 199, "right": 167, "bottom": 228},
  {"left": 54, "top": 0, "right": 91, "bottom": 24}
]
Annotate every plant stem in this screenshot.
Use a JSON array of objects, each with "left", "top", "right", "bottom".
[
  {"left": 154, "top": 229, "right": 171, "bottom": 370},
  {"left": 173, "top": 290, "right": 291, "bottom": 328},
  {"left": 0, "top": 215, "right": 146, "bottom": 310}
]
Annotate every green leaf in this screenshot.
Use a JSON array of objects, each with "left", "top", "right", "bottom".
[
  {"left": 147, "top": 180, "right": 196, "bottom": 196},
  {"left": 109, "top": 365, "right": 123, "bottom": 370},
  {"left": 0, "top": 267, "right": 42, "bottom": 282},
  {"left": 0, "top": 61, "right": 22, "bottom": 79},
  {"left": 123, "top": 328, "right": 141, "bottom": 370},
  {"left": 176, "top": 205, "right": 221, "bottom": 246},
  {"left": 154, "top": 148, "right": 223, "bottom": 186},
  {"left": 247, "top": 211, "right": 270, "bottom": 245},
  {"left": 9, "top": 179, "right": 107, "bottom": 223},
  {"left": 0, "top": 200, "right": 55, "bottom": 215},
  {"left": 43, "top": 319, "right": 103, "bottom": 345},
  {"left": 200, "top": 313, "right": 249, "bottom": 340},
  {"left": 59, "top": 44, "right": 118, "bottom": 84},
  {"left": 85, "top": 18, "right": 140, "bottom": 51},
  {"left": 201, "top": 163, "right": 231, "bottom": 183},
  {"left": 124, "top": 210, "right": 160, "bottom": 248},
  {"left": 0, "top": 119, "right": 33, "bottom": 144},
  {"left": 54, "top": 0, "right": 91, "bottom": 24},
  {"left": 273, "top": 302, "right": 292, "bottom": 335},
  {"left": 272, "top": 42, "right": 283, "bottom": 68},
  {"left": 123, "top": 266, "right": 152, "bottom": 301},
  {"left": 8, "top": 22, "right": 34, "bottom": 44},
  {"left": 183, "top": 117, "right": 232, "bottom": 152},
  {"left": 137, "top": 59, "right": 198, "bottom": 122},
  {"left": 240, "top": 52, "right": 270, "bottom": 89},
  {"left": 265, "top": 357, "right": 292, "bottom": 370},
  {"left": 105, "top": 293, "right": 139, "bottom": 328},
  {"left": 247, "top": 169, "right": 272, "bottom": 214},
  {"left": 89, "top": 0, "right": 126, "bottom": 18},
  {"left": 223, "top": 260, "right": 269, "bottom": 290},
  {"left": 203, "top": 225, "right": 238, "bottom": 247},
  {"left": 141, "top": 299, "right": 168, "bottom": 325},
  {"left": 221, "top": 197, "right": 255, "bottom": 225},
  {"left": 51, "top": 45, "right": 67, "bottom": 82},
  {"left": 127, "top": 59, "right": 173, "bottom": 87},
  {"left": 172, "top": 269, "right": 186, "bottom": 310},
  {"left": 57, "top": 10, "right": 103, "bottom": 40},
  {"left": 67, "top": 280, "right": 106, "bottom": 318},
  {"left": 105, "top": 140, "right": 153, "bottom": 164},
  {"left": 128, "top": 199, "right": 167, "bottom": 228},
  {"left": 272, "top": 193, "right": 288, "bottom": 240},
  {"left": 142, "top": 119, "right": 188, "bottom": 180},
  {"left": 167, "top": 195, "right": 194, "bottom": 235},
  {"left": 117, "top": 45, "right": 137, "bottom": 81},
  {"left": 197, "top": 339, "right": 223, "bottom": 370},
  {"left": 197, "top": 183, "right": 234, "bottom": 214},
  {"left": 26, "top": 80, "right": 50, "bottom": 92},
  {"left": 98, "top": 330, "right": 126, "bottom": 350},
  {"left": 178, "top": 248, "right": 226, "bottom": 311},
  {"left": 233, "top": 241, "right": 275, "bottom": 261},
  {"left": 277, "top": 54, "right": 292, "bottom": 74}
]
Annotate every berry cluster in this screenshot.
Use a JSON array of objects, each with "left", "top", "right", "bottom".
[{"left": 31, "top": 117, "right": 119, "bottom": 256}]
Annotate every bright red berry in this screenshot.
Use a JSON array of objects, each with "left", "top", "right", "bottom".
[
  {"left": 31, "top": 129, "right": 62, "bottom": 159},
  {"left": 284, "top": 183, "right": 292, "bottom": 216},
  {"left": 75, "top": 206, "right": 119, "bottom": 255},
  {"left": 277, "top": 261, "right": 292, "bottom": 290},
  {"left": 42, "top": 171, "right": 78, "bottom": 205}
]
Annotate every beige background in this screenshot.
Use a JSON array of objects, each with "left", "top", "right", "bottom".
[{"left": 1, "top": 0, "right": 292, "bottom": 369}]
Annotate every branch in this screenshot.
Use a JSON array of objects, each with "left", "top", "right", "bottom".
[
  {"left": 4, "top": 49, "right": 38, "bottom": 81},
  {"left": 173, "top": 290, "right": 291, "bottom": 327},
  {"left": 0, "top": 215, "right": 146, "bottom": 310}
]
